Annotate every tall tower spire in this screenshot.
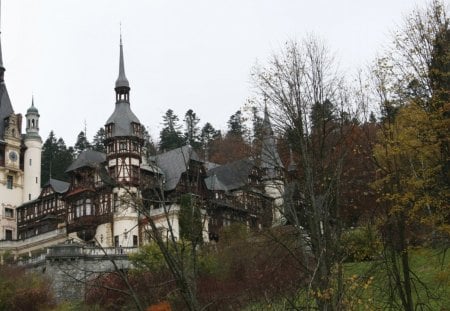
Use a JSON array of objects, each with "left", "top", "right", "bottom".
[
  {"left": 115, "top": 32, "right": 130, "bottom": 102},
  {"left": 261, "top": 104, "right": 283, "bottom": 179}
]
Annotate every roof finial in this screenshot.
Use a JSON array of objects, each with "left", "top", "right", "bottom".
[{"left": 32, "top": 94, "right": 34, "bottom": 107}]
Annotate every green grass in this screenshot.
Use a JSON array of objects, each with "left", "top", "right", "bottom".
[
  {"left": 245, "top": 247, "right": 450, "bottom": 310},
  {"left": 344, "top": 247, "right": 450, "bottom": 310}
]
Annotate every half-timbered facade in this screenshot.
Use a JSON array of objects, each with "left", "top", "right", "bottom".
[{"left": 1, "top": 32, "right": 286, "bottom": 258}]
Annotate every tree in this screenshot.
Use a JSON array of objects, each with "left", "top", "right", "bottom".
[
  {"left": 41, "top": 131, "right": 74, "bottom": 185},
  {"left": 179, "top": 194, "right": 203, "bottom": 245},
  {"left": 183, "top": 109, "right": 201, "bottom": 149},
  {"left": 74, "top": 131, "right": 91, "bottom": 155},
  {"left": 250, "top": 106, "right": 264, "bottom": 146},
  {"left": 226, "top": 110, "right": 247, "bottom": 139},
  {"left": 0, "top": 265, "right": 55, "bottom": 310},
  {"left": 159, "top": 109, "right": 185, "bottom": 151},
  {"left": 253, "top": 37, "right": 354, "bottom": 310},
  {"left": 369, "top": 1, "right": 450, "bottom": 309},
  {"left": 92, "top": 127, "right": 106, "bottom": 153},
  {"left": 200, "top": 122, "right": 220, "bottom": 161}
]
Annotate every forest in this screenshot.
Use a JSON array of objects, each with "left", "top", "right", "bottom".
[{"left": 1, "top": 1, "right": 449, "bottom": 310}]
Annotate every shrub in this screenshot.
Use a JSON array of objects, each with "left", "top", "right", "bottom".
[{"left": 341, "top": 226, "right": 382, "bottom": 262}]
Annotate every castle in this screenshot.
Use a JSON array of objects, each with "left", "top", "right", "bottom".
[{"left": 0, "top": 31, "right": 285, "bottom": 261}]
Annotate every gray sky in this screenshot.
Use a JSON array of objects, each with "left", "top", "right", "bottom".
[{"left": 1, "top": 0, "right": 437, "bottom": 146}]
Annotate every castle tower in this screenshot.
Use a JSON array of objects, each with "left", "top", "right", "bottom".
[
  {"left": 23, "top": 97, "right": 42, "bottom": 202},
  {"left": 105, "top": 35, "right": 143, "bottom": 187},
  {"left": 103, "top": 35, "right": 143, "bottom": 247},
  {"left": 0, "top": 31, "right": 22, "bottom": 241}
]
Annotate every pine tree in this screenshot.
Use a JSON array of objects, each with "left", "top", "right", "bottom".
[
  {"left": 226, "top": 110, "right": 247, "bottom": 139},
  {"left": 41, "top": 131, "right": 74, "bottom": 185},
  {"left": 92, "top": 128, "right": 106, "bottom": 153},
  {"left": 159, "top": 109, "right": 184, "bottom": 151},
  {"left": 183, "top": 109, "right": 201, "bottom": 149},
  {"left": 74, "top": 131, "right": 91, "bottom": 155}
]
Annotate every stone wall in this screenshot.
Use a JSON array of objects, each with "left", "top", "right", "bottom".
[{"left": 23, "top": 243, "right": 137, "bottom": 302}]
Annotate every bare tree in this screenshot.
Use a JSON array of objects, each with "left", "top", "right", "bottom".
[{"left": 252, "top": 37, "right": 358, "bottom": 310}]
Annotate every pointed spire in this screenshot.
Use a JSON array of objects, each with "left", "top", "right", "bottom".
[
  {"left": 27, "top": 95, "right": 38, "bottom": 114},
  {"left": 0, "top": 33, "right": 5, "bottom": 83},
  {"left": 262, "top": 100, "right": 274, "bottom": 136},
  {"left": 115, "top": 32, "right": 129, "bottom": 89},
  {"left": 260, "top": 100, "right": 284, "bottom": 178},
  {"left": 0, "top": 1, "right": 4, "bottom": 82}
]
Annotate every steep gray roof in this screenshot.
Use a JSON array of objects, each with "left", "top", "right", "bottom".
[
  {"left": 205, "top": 158, "right": 254, "bottom": 191},
  {"left": 261, "top": 105, "right": 283, "bottom": 177},
  {"left": 0, "top": 36, "right": 14, "bottom": 140},
  {"left": 65, "top": 150, "right": 106, "bottom": 172},
  {"left": 105, "top": 101, "right": 141, "bottom": 137},
  {"left": 150, "top": 145, "right": 201, "bottom": 191},
  {"left": 46, "top": 178, "right": 70, "bottom": 194},
  {"left": 0, "top": 83, "right": 13, "bottom": 139},
  {"left": 141, "top": 163, "right": 164, "bottom": 175}
]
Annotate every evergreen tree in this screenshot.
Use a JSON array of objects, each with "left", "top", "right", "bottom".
[
  {"left": 183, "top": 109, "right": 201, "bottom": 149},
  {"left": 92, "top": 128, "right": 106, "bottom": 153},
  {"left": 226, "top": 110, "right": 247, "bottom": 139},
  {"left": 41, "top": 131, "right": 74, "bottom": 185},
  {"left": 74, "top": 131, "right": 91, "bottom": 155},
  {"left": 159, "top": 109, "right": 184, "bottom": 151},
  {"left": 200, "top": 122, "right": 220, "bottom": 161},
  {"left": 200, "top": 122, "right": 219, "bottom": 146},
  {"left": 310, "top": 99, "right": 335, "bottom": 131}
]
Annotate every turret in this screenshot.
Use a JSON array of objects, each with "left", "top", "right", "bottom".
[
  {"left": 260, "top": 104, "right": 285, "bottom": 225},
  {"left": 104, "top": 34, "right": 143, "bottom": 186},
  {"left": 23, "top": 97, "right": 42, "bottom": 202}
]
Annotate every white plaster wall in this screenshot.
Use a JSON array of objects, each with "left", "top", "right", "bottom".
[
  {"left": 23, "top": 139, "right": 42, "bottom": 202},
  {"left": 94, "top": 223, "right": 113, "bottom": 248},
  {"left": 113, "top": 219, "right": 139, "bottom": 247}
]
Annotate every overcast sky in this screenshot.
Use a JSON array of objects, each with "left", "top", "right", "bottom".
[{"left": 1, "top": 0, "right": 438, "bottom": 146}]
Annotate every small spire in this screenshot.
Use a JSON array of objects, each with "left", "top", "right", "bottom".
[
  {"left": 262, "top": 100, "right": 273, "bottom": 136},
  {"left": 0, "top": 0, "right": 4, "bottom": 77},
  {"left": 115, "top": 30, "right": 129, "bottom": 89},
  {"left": 0, "top": 33, "right": 5, "bottom": 82}
]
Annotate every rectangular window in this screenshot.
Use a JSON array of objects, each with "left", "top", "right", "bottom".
[
  {"left": 29, "top": 159, "right": 32, "bottom": 166},
  {"left": 36, "top": 177, "right": 38, "bottom": 184},
  {"left": 29, "top": 193, "right": 31, "bottom": 200},
  {"left": 114, "top": 235, "right": 119, "bottom": 248},
  {"left": 5, "top": 229, "right": 13, "bottom": 241},
  {"left": 6, "top": 175, "right": 13, "bottom": 189},
  {"left": 133, "top": 235, "right": 138, "bottom": 247},
  {"left": 119, "top": 142, "right": 127, "bottom": 151},
  {"left": 5, "top": 208, "right": 13, "bottom": 218}
]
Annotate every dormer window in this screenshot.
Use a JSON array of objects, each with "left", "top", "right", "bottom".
[{"left": 106, "top": 124, "right": 114, "bottom": 138}]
